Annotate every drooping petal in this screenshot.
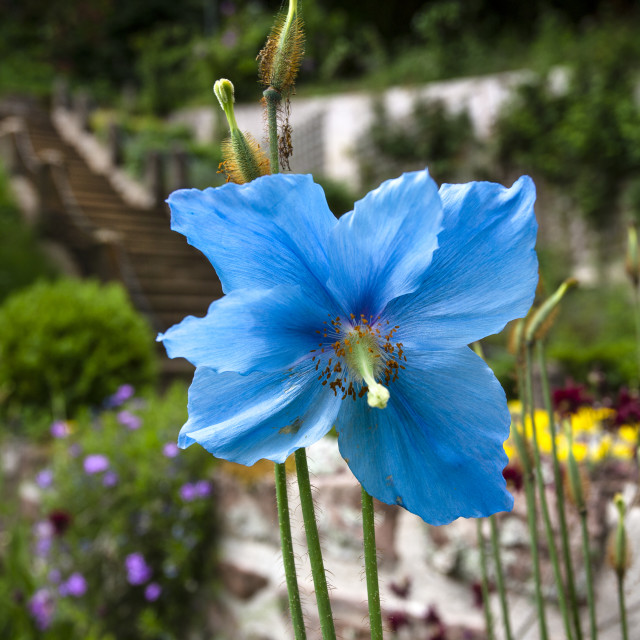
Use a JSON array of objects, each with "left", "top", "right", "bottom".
[
  {"left": 336, "top": 348, "right": 513, "bottom": 525},
  {"left": 385, "top": 176, "right": 538, "bottom": 350},
  {"left": 158, "top": 284, "right": 335, "bottom": 373},
  {"left": 179, "top": 363, "right": 342, "bottom": 466},
  {"left": 326, "top": 170, "right": 443, "bottom": 318},
  {"left": 167, "top": 174, "right": 336, "bottom": 296}
]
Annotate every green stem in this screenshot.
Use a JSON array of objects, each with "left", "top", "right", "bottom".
[
  {"left": 489, "top": 515, "right": 513, "bottom": 640},
  {"left": 361, "top": 488, "right": 383, "bottom": 640},
  {"left": 476, "top": 518, "right": 495, "bottom": 640},
  {"left": 633, "top": 284, "right": 640, "bottom": 391},
  {"left": 275, "top": 462, "right": 307, "bottom": 639},
  {"left": 263, "top": 88, "right": 281, "bottom": 174},
  {"left": 525, "top": 344, "right": 574, "bottom": 640},
  {"left": 579, "top": 510, "right": 598, "bottom": 640},
  {"left": 294, "top": 448, "right": 336, "bottom": 640},
  {"left": 537, "top": 342, "right": 583, "bottom": 640},
  {"left": 515, "top": 366, "right": 549, "bottom": 640},
  {"left": 617, "top": 573, "right": 629, "bottom": 640}
]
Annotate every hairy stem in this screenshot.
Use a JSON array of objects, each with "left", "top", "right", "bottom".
[
  {"left": 477, "top": 518, "right": 495, "bottom": 640},
  {"left": 264, "top": 87, "right": 281, "bottom": 174},
  {"left": 489, "top": 515, "right": 513, "bottom": 640},
  {"left": 275, "top": 462, "right": 307, "bottom": 639},
  {"left": 361, "top": 488, "right": 383, "bottom": 640},
  {"left": 295, "top": 448, "right": 336, "bottom": 640},
  {"left": 537, "top": 341, "right": 583, "bottom": 640},
  {"left": 525, "top": 344, "right": 574, "bottom": 640},
  {"left": 579, "top": 510, "right": 598, "bottom": 640}
]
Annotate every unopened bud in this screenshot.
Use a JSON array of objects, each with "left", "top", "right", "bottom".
[
  {"left": 258, "top": 0, "right": 305, "bottom": 95},
  {"left": 625, "top": 224, "right": 639, "bottom": 287},
  {"left": 607, "top": 493, "right": 632, "bottom": 578},
  {"left": 525, "top": 278, "right": 578, "bottom": 345},
  {"left": 213, "top": 79, "right": 269, "bottom": 184}
]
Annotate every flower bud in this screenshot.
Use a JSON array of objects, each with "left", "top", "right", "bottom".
[
  {"left": 525, "top": 278, "right": 578, "bottom": 345},
  {"left": 213, "top": 78, "right": 269, "bottom": 184},
  {"left": 258, "top": 0, "right": 304, "bottom": 95},
  {"left": 564, "top": 420, "right": 589, "bottom": 512},
  {"left": 607, "top": 493, "right": 632, "bottom": 578}
]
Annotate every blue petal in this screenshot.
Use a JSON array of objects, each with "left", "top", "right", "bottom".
[
  {"left": 158, "top": 285, "right": 335, "bottom": 373},
  {"left": 326, "top": 170, "right": 443, "bottom": 318},
  {"left": 336, "top": 348, "right": 513, "bottom": 525},
  {"left": 167, "top": 174, "right": 336, "bottom": 296},
  {"left": 384, "top": 176, "right": 538, "bottom": 349},
  {"left": 179, "top": 363, "right": 342, "bottom": 465}
]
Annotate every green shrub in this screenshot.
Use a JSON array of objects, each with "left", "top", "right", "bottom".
[
  {"left": 0, "top": 162, "right": 58, "bottom": 302},
  {"left": 0, "top": 384, "right": 220, "bottom": 640},
  {"left": 0, "top": 279, "right": 157, "bottom": 415}
]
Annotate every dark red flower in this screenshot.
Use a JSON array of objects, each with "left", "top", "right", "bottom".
[
  {"left": 502, "top": 463, "right": 524, "bottom": 492},
  {"left": 424, "top": 605, "right": 442, "bottom": 625},
  {"left": 389, "top": 577, "right": 411, "bottom": 599},
  {"left": 614, "top": 388, "right": 640, "bottom": 426},
  {"left": 48, "top": 510, "right": 72, "bottom": 536},
  {"left": 387, "top": 610, "right": 410, "bottom": 632},
  {"left": 553, "top": 380, "right": 592, "bottom": 416}
]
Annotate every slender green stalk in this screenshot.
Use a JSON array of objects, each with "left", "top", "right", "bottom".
[
  {"left": 275, "top": 462, "right": 307, "bottom": 639},
  {"left": 537, "top": 342, "right": 583, "bottom": 640},
  {"left": 294, "top": 448, "right": 336, "bottom": 640},
  {"left": 525, "top": 344, "right": 574, "bottom": 640},
  {"left": 263, "top": 88, "right": 281, "bottom": 174},
  {"left": 633, "top": 284, "right": 640, "bottom": 390},
  {"left": 361, "top": 488, "right": 383, "bottom": 640},
  {"left": 476, "top": 518, "right": 495, "bottom": 640},
  {"left": 617, "top": 573, "right": 629, "bottom": 640},
  {"left": 489, "top": 515, "right": 513, "bottom": 640},
  {"left": 579, "top": 510, "right": 598, "bottom": 640},
  {"left": 515, "top": 365, "right": 549, "bottom": 640}
]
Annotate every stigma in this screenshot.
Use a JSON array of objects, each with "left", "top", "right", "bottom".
[{"left": 311, "top": 313, "right": 406, "bottom": 409}]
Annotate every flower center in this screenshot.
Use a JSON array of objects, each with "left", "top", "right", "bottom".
[{"left": 310, "top": 314, "right": 405, "bottom": 409}]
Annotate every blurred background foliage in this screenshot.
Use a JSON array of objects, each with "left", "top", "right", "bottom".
[{"left": 2, "top": 1, "right": 640, "bottom": 635}]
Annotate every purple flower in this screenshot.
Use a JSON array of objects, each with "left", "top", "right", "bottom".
[
  {"left": 102, "top": 470, "right": 119, "bottom": 487},
  {"left": 69, "top": 443, "right": 82, "bottom": 458},
  {"left": 28, "top": 589, "right": 55, "bottom": 630},
  {"left": 163, "top": 442, "right": 179, "bottom": 458},
  {"left": 144, "top": 582, "right": 162, "bottom": 602},
  {"left": 107, "top": 384, "right": 135, "bottom": 407},
  {"left": 125, "top": 552, "right": 152, "bottom": 585},
  {"left": 48, "top": 569, "right": 61, "bottom": 584},
  {"left": 179, "top": 483, "right": 197, "bottom": 502},
  {"left": 194, "top": 480, "right": 212, "bottom": 498},
  {"left": 50, "top": 420, "right": 70, "bottom": 438},
  {"left": 117, "top": 410, "right": 142, "bottom": 430},
  {"left": 36, "top": 469, "right": 53, "bottom": 488},
  {"left": 83, "top": 454, "right": 109, "bottom": 474},
  {"left": 221, "top": 28, "right": 238, "bottom": 48},
  {"left": 59, "top": 573, "right": 87, "bottom": 597}
]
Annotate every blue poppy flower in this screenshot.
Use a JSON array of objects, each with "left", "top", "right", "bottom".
[{"left": 158, "top": 169, "right": 537, "bottom": 525}]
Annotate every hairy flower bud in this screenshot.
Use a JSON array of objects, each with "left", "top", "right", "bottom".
[
  {"left": 213, "top": 78, "right": 269, "bottom": 184},
  {"left": 607, "top": 493, "right": 632, "bottom": 578}
]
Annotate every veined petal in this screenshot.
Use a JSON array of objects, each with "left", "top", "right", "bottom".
[
  {"left": 385, "top": 176, "right": 538, "bottom": 349},
  {"left": 167, "top": 174, "right": 336, "bottom": 296},
  {"left": 179, "top": 363, "right": 341, "bottom": 465},
  {"left": 326, "top": 170, "right": 443, "bottom": 318},
  {"left": 336, "top": 348, "right": 513, "bottom": 525},
  {"left": 158, "top": 285, "right": 334, "bottom": 373}
]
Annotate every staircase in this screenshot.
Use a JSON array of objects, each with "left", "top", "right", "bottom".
[{"left": 1, "top": 100, "right": 222, "bottom": 375}]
